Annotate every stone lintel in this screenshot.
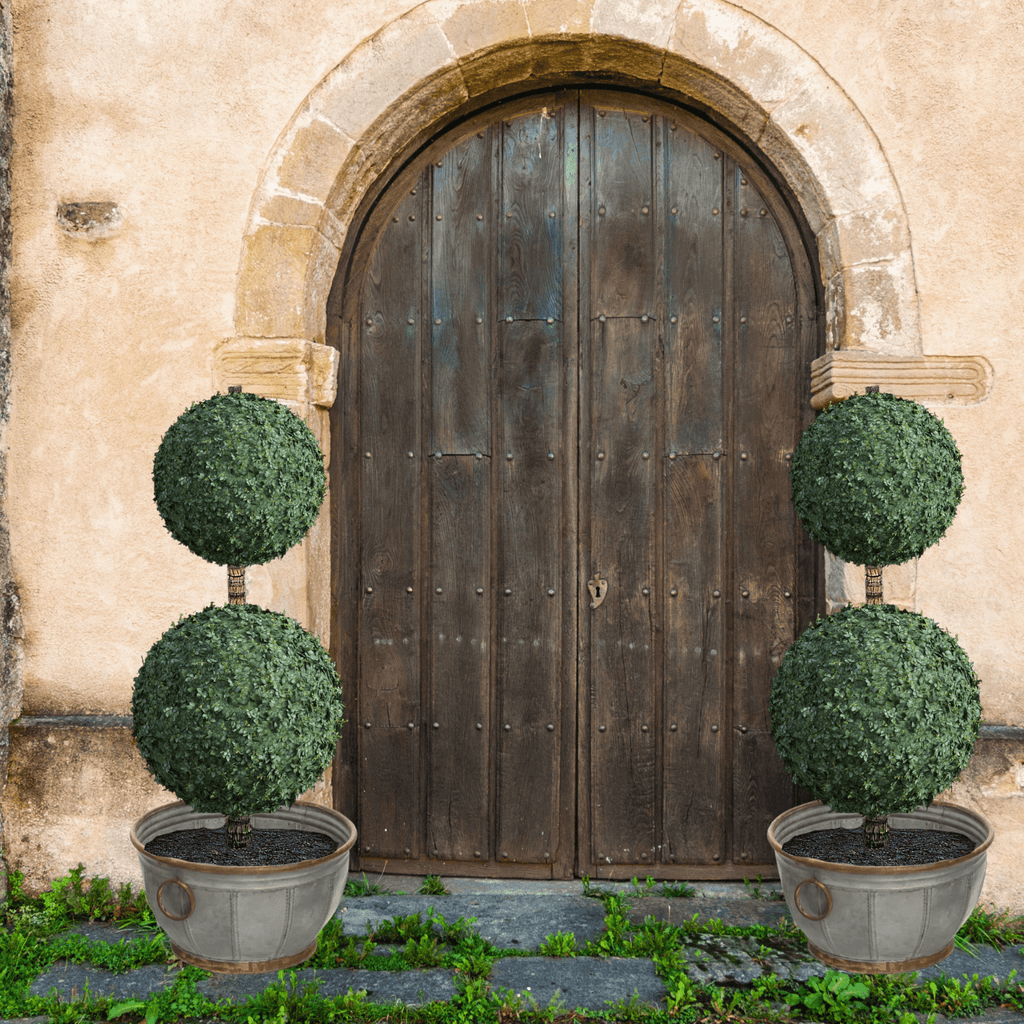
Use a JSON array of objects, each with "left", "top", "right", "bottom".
[
  {"left": 810, "top": 351, "right": 992, "bottom": 410},
  {"left": 215, "top": 338, "right": 339, "bottom": 409}
]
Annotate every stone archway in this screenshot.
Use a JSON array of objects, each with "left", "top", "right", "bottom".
[
  {"left": 232, "top": 0, "right": 921, "bottom": 356},
  {"left": 216, "top": 0, "right": 991, "bottom": 716}
]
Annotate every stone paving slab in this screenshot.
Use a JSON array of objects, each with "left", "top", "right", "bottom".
[
  {"left": 197, "top": 966, "right": 458, "bottom": 1006},
  {"left": 29, "top": 960, "right": 179, "bottom": 1001},
  {"left": 625, "top": 895, "right": 793, "bottom": 930},
  {"left": 337, "top": 894, "right": 607, "bottom": 950},
  {"left": 489, "top": 955, "right": 668, "bottom": 1013}
]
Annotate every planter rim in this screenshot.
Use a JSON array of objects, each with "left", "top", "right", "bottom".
[
  {"left": 130, "top": 800, "right": 356, "bottom": 876},
  {"left": 767, "top": 800, "right": 994, "bottom": 876}
]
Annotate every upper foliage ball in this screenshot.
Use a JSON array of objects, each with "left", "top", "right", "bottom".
[
  {"left": 769, "top": 603, "right": 980, "bottom": 820},
  {"left": 131, "top": 603, "right": 344, "bottom": 819},
  {"left": 790, "top": 391, "right": 963, "bottom": 566},
  {"left": 153, "top": 391, "right": 326, "bottom": 566}
]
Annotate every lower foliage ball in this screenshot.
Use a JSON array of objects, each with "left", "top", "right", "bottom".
[
  {"left": 132, "top": 603, "right": 344, "bottom": 819},
  {"left": 769, "top": 603, "right": 980, "bottom": 821}
]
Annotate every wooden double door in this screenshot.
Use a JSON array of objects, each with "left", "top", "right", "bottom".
[{"left": 328, "top": 89, "right": 822, "bottom": 879}]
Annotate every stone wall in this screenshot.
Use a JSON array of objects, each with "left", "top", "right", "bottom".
[
  {"left": 0, "top": 0, "right": 15, "bottom": 905},
  {"left": 2, "top": 0, "right": 1021, "bottom": 912}
]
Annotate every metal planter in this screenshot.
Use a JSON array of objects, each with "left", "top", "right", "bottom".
[
  {"left": 767, "top": 800, "right": 993, "bottom": 974},
  {"left": 131, "top": 800, "right": 356, "bottom": 974}
]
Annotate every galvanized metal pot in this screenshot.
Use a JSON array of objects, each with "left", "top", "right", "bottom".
[
  {"left": 768, "top": 800, "right": 993, "bottom": 974},
  {"left": 131, "top": 800, "right": 356, "bottom": 974}
]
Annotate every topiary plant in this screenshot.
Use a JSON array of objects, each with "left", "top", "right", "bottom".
[
  {"left": 769, "top": 603, "right": 980, "bottom": 824},
  {"left": 790, "top": 390, "right": 963, "bottom": 567},
  {"left": 132, "top": 603, "right": 344, "bottom": 820},
  {"left": 153, "top": 390, "right": 326, "bottom": 566},
  {"left": 773, "top": 390, "right": 976, "bottom": 849},
  {"left": 134, "top": 389, "right": 341, "bottom": 849}
]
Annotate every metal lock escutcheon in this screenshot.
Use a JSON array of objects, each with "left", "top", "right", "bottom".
[{"left": 588, "top": 575, "right": 608, "bottom": 609}]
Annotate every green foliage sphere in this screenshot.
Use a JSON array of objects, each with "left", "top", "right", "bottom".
[
  {"left": 131, "top": 604, "right": 344, "bottom": 819},
  {"left": 769, "top": 603, "right": 980, "bottom": 820},
  {"left": 790, "top": 391, "right": 963, "bottom": 566},
  {"left": 153, "top": 391, "right": 326, "bottom": 566}
]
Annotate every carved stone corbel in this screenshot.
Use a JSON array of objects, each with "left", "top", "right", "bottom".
[{"left": 810, "top": 351, "right": 992, "bottom": 410}]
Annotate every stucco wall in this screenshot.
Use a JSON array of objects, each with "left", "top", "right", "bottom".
[{"left": 2, "top": 0, "right": 1022, "bottom": 909}]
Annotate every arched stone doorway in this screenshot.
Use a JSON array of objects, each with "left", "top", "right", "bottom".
[
  {"left": 218, "top": 4, "right": 989, "bottom": 874},
  {"left": 327, "top": 86, "right": 822, "bottom": 878}
]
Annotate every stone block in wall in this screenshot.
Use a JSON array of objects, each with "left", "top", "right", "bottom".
[
  {"left": 3, "top": 717, "right": 170, "bottom": 895},
  {"left": 3, "top": 717, "right": 335, "bottom": 896}
]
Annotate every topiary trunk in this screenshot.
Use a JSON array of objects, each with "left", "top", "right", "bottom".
[
  {"left": 225, "top": 560, "right": 252, "bottom": 848},
  {"left": 863, "top": 561, "right": 888, "bottom": 847},
  {"left": 227, "top": 815, "right": 252, "bottom": 849}
]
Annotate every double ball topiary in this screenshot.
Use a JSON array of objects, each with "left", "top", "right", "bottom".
[
  {"left": 769, "top": 603, "right": 980, "bottom": 820},
  {"left": 790, "top": 390, "right": 963, "bottom": 566},
  {"left": 153, "top": 390, "right": 326, "bottom": 566},
  {"left": 135, "top": 391, "right": 341, "bottom": 826},
  {"left": 132, "top": 604, "right": 344, "bottom": 819}
]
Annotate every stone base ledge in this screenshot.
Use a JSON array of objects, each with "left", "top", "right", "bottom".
[
  {"left": 810, "top": 351, "right": 993, "bottom": 410},
  {"left": 215, "top": 338, "right": 339, "bottom": 409},
  {"left": 2, "top": 716, "right": 334, "bottom": 895}
]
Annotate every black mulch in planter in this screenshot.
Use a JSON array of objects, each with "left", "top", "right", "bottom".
[
  {"left": 145, "top": 827, "right": 339, "bottom": 867},
  {"left": 782, "top": 827, "right": 976, "bottom": 867}
]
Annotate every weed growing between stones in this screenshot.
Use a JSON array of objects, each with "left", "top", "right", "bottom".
[{"left": 2, "top": 864, "right": 1023, "bottom": 1023}]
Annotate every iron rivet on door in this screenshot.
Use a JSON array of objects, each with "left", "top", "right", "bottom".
[
  {"left": 670, "top": 723, "right": 678, "bottom": 731},
  {"left": 599, "top": 725, "right": 607, "bottom": 732},
  {"left": 433, "top": 722, "right": 439, "bottom": 729},
  {"left": 476, "top": 587, "right": 484, "bottom": 594},
  {"left": 547, "top": 723, "right": 554, "bottom": 731}
]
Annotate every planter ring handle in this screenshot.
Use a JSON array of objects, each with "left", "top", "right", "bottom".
[
  {"left": 794, "top": 878, "right": 832, "bottom": 921},
  {"left": 157, "top": 878, "right": 195, "bottom": 921}
]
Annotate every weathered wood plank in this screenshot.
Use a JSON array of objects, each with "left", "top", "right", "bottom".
[
  {"left": 729, "top": 164, "right": 800, "bottom": 867},
  {"left": 427, "top": 455, "right": 491, "bottom": 861},
  {"left": 586, "top": 317, "right": 658, "bottom": 868},
  {"left": 663, "top": 454, "right": 726, "bottom": 865},
  {"left": 589, "top": 102, "right": 654, "bottom": 318},
  {"left": 498, "top": 104, "right": 565, "bottom": 322},
  {"left": 431, "top": 130, "right": 492, "bottom": 454},
  {"left": 358, "top": 184, "right": 424, "bottom": 861},
  {"left": 495, "top": 319, "right": 565, "bottom": 867},
  {"left": 663, "top": 120, "right": 724, "bottom": 454}
]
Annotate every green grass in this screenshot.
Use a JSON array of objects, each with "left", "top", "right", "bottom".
[{"left": 2, "top": 864, "right": 1023, "bottom": 1023}]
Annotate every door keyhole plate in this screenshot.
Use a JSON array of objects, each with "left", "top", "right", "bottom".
[{"left": 588, "top": 576, "right": 608, "bottom": 609}]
